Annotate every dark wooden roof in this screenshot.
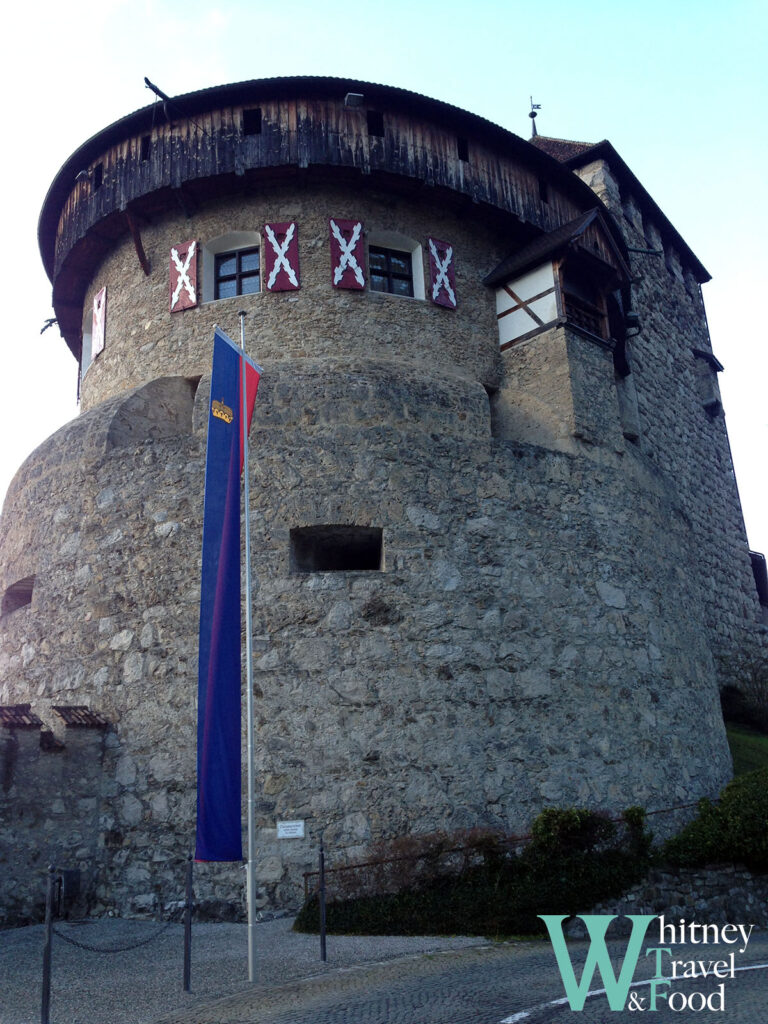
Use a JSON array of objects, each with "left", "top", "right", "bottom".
[
  {"left": 483, "top": 208, "right": 631, "bottom": 287},
  {"left": 38, "top": 76, "right": 605, "bottom": 283}
]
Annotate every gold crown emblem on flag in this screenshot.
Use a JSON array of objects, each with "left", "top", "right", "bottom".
[{"left": 211, "top": 399, "right": 234, "bottom": 424}]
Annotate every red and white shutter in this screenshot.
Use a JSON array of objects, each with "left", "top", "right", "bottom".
[
  {"left": 263, "top": 222, "right": 300, "bottom": 291},
  {"left": 169, "top": 239, "right": 198, "bottom": 312},
  {"left": 428, "top": 237, "right": 457, "bottom": 309},
  {"left": 329, "top": 218, "right": 365, "bottom": 289},
  {"left": 92, "top": 287, "right": 107, "bottom": 358}
]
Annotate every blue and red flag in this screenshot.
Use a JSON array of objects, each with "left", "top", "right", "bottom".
[{"left": 196, "top": 327, "right": 261, "bottom": 862}]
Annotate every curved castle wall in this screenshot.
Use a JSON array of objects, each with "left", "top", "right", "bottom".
[{"left": 1, "top": 78, "right": 760, "bottom": 920}]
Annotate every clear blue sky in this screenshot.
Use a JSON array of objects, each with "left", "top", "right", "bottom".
[{"left": 0, "top": 0, "right": 765, "bottom": 553}]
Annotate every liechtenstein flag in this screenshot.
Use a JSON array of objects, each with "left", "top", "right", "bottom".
[{"left": 196, "top": 327, "right": 261, "bottom": 862}]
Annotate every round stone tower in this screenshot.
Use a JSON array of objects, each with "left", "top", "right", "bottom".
[{"left": 1, "top": 77, "right": 758, "bottom": 918}]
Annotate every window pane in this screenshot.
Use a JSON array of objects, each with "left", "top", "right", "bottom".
[
  {"left": 391, "top": 277, "right": 412, "bottom": 297},
  {"left": 216, "top": 254, "right": 237, "bottom": 277},
  {"left": 389, "top": 253, "right": 410, "bottom": 275},
  {"left": 241, "top": 275, "right": 260, "bottom": 295},
  {"left": 370, "top": 273, "right": 389, "bottom": 292},
  {"left": 369, "top": 249, "right": 388, "bottom": 271},
  {"left": 240, "top": 250, "right": 260, "bottom": 273},
  {"left": 217, "top": 279, "right": 237, "bottom": 299}
]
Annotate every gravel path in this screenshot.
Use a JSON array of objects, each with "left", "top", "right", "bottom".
[{"left": 0, "top": 917, "right": 482, "bottom": 1024}]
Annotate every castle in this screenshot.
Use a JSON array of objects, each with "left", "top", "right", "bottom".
[{"left": 1, "top": 77, "right": 765, "bottom": 922}]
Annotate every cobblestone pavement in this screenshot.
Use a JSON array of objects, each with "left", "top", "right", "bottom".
[
  {"left": 151, "top": 932, "right": 768, "bottom": 1024},
  {"left": 0, "top": 917, "right": 479, "bottom": 1024},
  {"left": 3, "top": 918, "right": 767, "bottom": 1024}
]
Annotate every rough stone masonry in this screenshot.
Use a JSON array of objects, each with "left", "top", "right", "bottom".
[{"left": 0, "top": 78, "right": 764, "bottom": 922}]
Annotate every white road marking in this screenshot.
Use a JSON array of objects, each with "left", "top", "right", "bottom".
[{"left": 499, "top": 961, "right": 768, "bottom": 1022}]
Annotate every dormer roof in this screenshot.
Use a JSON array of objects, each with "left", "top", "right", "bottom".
[{"left": 483, "top": 207, "right": 631, "bottom": 288}]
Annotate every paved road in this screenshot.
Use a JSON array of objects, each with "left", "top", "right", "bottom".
[
  {"left": 153, "top": 934, "right": 768, "bottom": 1024},
  {"left": 3, "top": 918, "right": 767, "bottom": 1023}
]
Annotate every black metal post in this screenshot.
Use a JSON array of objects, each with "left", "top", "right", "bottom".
[
  {"left": 41, "top": 865, "right": 55, "bottom": 1024},
  {"left": 319, "top": 839, "right": 327, "bottom": 962},
  {"left": 183, "top": 854, "right": 193, "bottom": 992}
]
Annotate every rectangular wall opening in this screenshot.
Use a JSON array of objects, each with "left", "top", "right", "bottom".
[
  {"left": 242, "top": 107, "right": 262, "bottom": 135},
  {"left": 367, "top": 110, "right": 385, "bottom": 137},
  {"left": 290, "top": 526, "right": 383, "bottom": 572}
]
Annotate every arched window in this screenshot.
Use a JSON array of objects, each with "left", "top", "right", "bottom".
[
  {"left": 202, "top": 231, "right": 261, "bottom": 302},
  {"left": 2, "top": 576, "right": 34, "bottom": 616},
  {"left": 366, "top": 230, "right": 424, "bottom": 300}
]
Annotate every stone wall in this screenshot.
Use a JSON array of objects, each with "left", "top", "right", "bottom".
[
  {"left": 0, "top": 141, "right": 761, "bottom": 923},
  {"left": 0, "top": 347, "right": 734, "bottom": 917},
  {"left": 572, "top": 865, "right": 768, "bottom": 933},
  {"left": 77, "top": 181, "right": 510, "bottom": 414},
  {"left": 574, "top": 159, "right": 764, "bottom": 672},
  {"left": 0, "top": 723, "right": 107, "bottom": 924}
]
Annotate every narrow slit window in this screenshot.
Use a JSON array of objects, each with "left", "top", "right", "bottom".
[
  {"left": 93, "top": 163, "right": 103, "bottom": 191},
  {"left": 484, "top": 385, "right": 502, "bottom": 439},
  {"left": 242, "top": 107, "right": 262, "bottom": 136},
  {"left": 457, "top": 136, "right": 469, "bottom": 162},
  {"left": 290, "top": 526, "right": 383, "bottom": 572},
  {"left": 2, "top": 576, "right": 34, "bottom": 616},
  {"left": 140, "top": 135, "right": 151, "bottom": 161}
]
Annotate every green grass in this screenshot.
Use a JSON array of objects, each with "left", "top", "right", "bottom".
[{"left": 726, "top": 723, "right": 768, "bottom": 775}]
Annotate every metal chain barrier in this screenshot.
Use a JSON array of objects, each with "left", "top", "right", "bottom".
[
  {"left": 51, "top": 919, "right": 175, "bottom": 953},
  {"left": 41, "top": 856, "right": 195, "bottom": 1024}
]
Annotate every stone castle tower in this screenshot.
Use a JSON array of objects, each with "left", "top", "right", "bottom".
[{"left": 1, "top": 77, "right": 764, "bottom": 920}]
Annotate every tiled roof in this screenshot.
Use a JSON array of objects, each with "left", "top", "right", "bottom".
[
  {"left": 530, "top": 136, "right": 597, "bottom": 161},
  {"left": 52, "top": 705, "right": 110, "bottom": 729},
  {"left": 0, "top": 704, "right": 43, "bottom": 729}
]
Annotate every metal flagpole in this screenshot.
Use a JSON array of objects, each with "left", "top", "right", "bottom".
[{"left": 238, "top": 310, "right": 257, "bottom": 983}]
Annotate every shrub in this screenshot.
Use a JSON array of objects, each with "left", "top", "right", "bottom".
[
  {"left": 663, "top": 768, "right": 768, "bottom": 872},
  {"left": 528, "top": 807, "right": 617, "bottom": 854},
  {"left": 294, "top": 806, "right": 653, "bottom": 937}
]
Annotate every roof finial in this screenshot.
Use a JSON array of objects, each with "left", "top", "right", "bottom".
[{"left": 529, "top": 96, "right": 541, "bottom": 137}]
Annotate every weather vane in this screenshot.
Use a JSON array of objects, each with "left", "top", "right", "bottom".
[{"left": 529, "top": 96, "right": 541, "bottom": 136}]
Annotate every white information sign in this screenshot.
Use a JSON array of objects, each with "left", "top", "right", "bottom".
[{"left": 276, "top": 820, "right": 305, "bottom": 839}]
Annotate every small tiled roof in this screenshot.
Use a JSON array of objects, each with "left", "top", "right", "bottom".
[
  {"left": 0, "top": 704, "right": 43, "bottom": 729},
  {"left": 52, "top": 705, "right": 110, "bottom": 729},
  {"left": 530, "top": 136, "right": 597, "bottom": 161}
]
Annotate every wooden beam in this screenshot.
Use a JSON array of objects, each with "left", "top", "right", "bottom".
[{"left": 125, "top": 209, "right": 150, "bottom": 276}]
